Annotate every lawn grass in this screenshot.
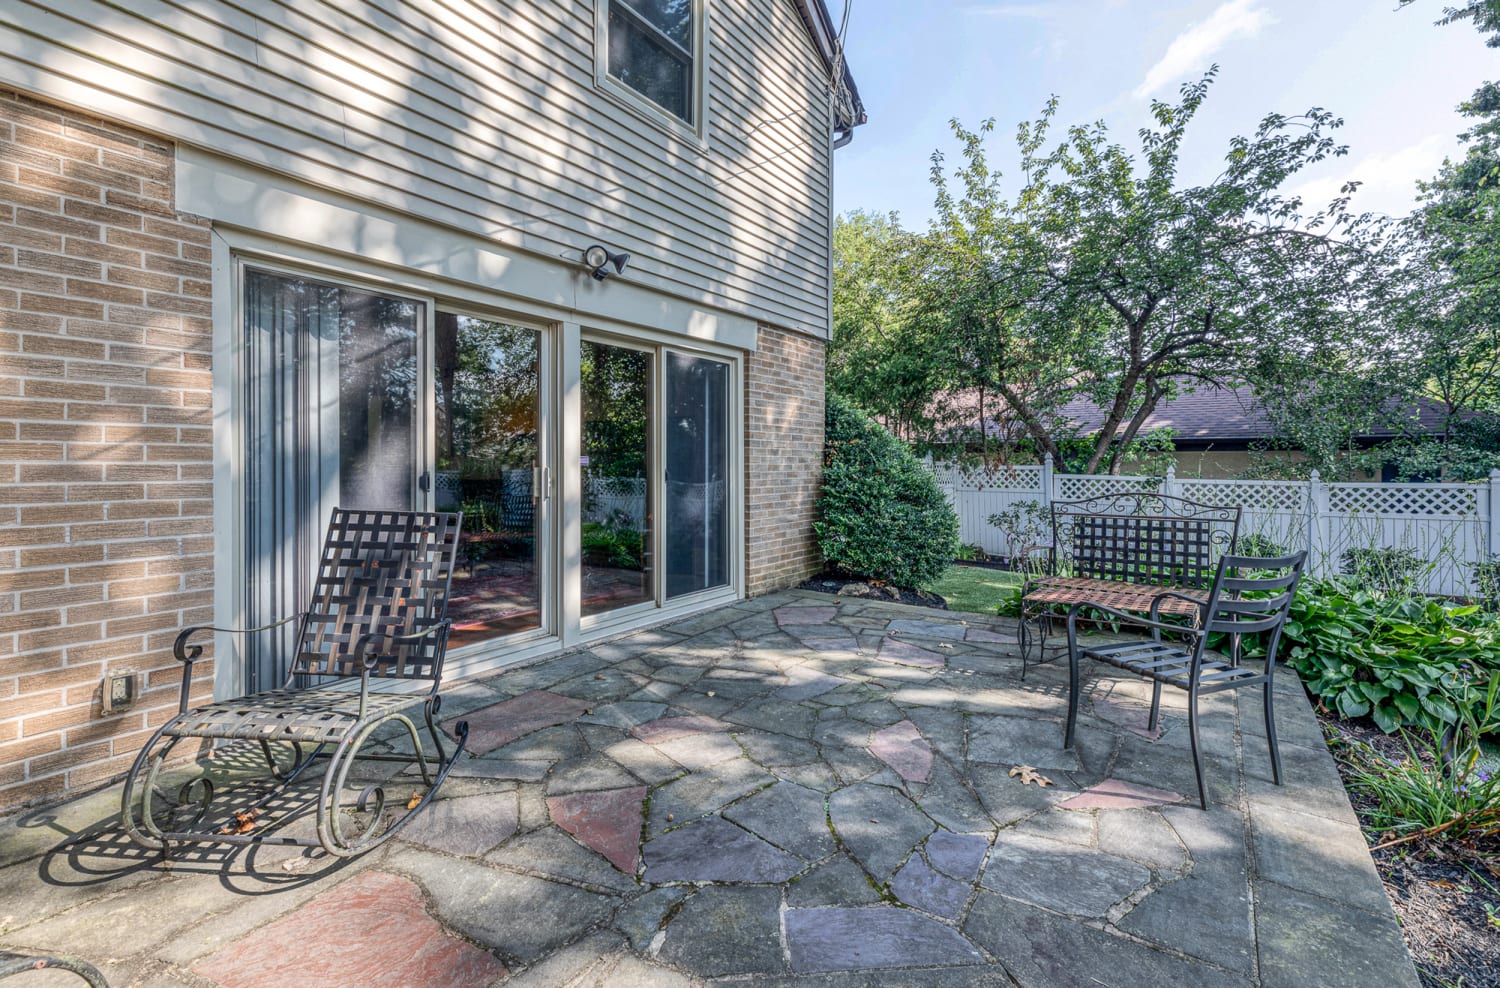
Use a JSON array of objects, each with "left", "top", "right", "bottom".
[{"left": 927, "top": 563, "right": 1021, "bottom": 616}]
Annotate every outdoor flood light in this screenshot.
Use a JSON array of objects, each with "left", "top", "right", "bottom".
[{"left": 583, "top": 244, "right": 630, "bottom": 281}]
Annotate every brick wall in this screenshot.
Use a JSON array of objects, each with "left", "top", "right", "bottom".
[
  {"left": 0, "top": 91, "right": 215, "bottom": 811},
  {"left": 744, "top": 325, "right": 825, "bottom": 596}
]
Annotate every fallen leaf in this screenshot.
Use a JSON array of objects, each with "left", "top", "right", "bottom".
[
  {"left": 219, "top": 809, "right": 259, "bottom": 834},
  {"left": 1009, "top": 765, "right": 1054, "bottom": 787},
  {"left": 407, "top": 791, "right": 424, "bottom": 810}
]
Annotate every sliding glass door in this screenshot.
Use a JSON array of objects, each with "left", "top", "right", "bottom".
[
  {"left": 435, "top": 314, "right": 544, "bottom": 646},
  {"left": 239, "top": 260, "right": 740, "bottom": 685},
  {"left": 243, "top": 268, "right": 421, "bottom": 691},
  {"left": 577, "top": 340, "right": 733, "bottom": 619},
  {"left": 580, "top": 340, "right": 654, "bottom": 616},
  {"left": 665, "top": 352, "right": 730, "bottom": 598}
]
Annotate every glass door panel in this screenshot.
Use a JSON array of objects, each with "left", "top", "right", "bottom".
[
  {"left": 243, "top": 268, "right": 420, "bottom": 692},
  {"left": 580, "top": 340, "right": 653, "bottom": 616},
  {"left": 435, "top": 314, "right": 543, "bottom": 646},
  {"left": 665, "top": 352, "right": 729, "bottom": 598}
]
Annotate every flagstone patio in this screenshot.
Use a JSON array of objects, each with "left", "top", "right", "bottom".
[{"left": 0, "top": 590, "right": 1418, "bottom": 986}]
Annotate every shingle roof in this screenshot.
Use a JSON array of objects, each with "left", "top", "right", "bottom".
[{"left": 1046, "top": 384, "right": 1457, "bottom": 443}]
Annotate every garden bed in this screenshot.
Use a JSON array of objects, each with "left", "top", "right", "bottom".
[{"left": 1321, "top": 712, "right": 1500, "bottom": 988}]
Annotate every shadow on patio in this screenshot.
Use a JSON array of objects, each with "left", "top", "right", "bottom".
[{"left": 0, "top": 591, "right": 1416, "bottom": 987}]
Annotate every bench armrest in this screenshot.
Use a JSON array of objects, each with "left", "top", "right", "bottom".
[
  {"left": 1064, "top": 601, "right": 1207, "bottom": 641},
  {"left": 1149, "top": 591, "right": 1207, "bottom": 623}
]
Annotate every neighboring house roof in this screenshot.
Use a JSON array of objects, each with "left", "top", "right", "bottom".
[
  {"left": 792, "top": 0, "right": 867, "bottom": 134},
  {"left": 959, "top": 383, "right": 1462, "bottom": 448},
  {"left": 1045, "top": 384, "right": 1460, "bottom": 447}
]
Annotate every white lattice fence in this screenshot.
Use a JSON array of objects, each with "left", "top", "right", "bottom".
[
  {"left": 929, "top": 461, "right": 1045, "bottom": 555},
  {"left": 1319, "top": 482, "right": 1487, "bottom": 597},
  {"left": 1177, "top": 478, "right": 1309, "bottom": 556},
  {"left": 584, "top": 474, "right": 647, "bottom": 530},
  {"left": 930, "top": 459, "right": 1500, "bottom": 596},
  {"left": 1054, "top": 474, "right": 1160, "bottom": 501}
]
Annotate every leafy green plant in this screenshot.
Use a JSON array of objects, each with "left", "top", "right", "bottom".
[
  {"left": 1237, "top": 533, "right": 1290, "bottom": 558},
  {"left": 1282, "top": 577, "right": 1500, "bottom": 733},
  {"left": 581, "top": 521, "right": 643, "bottom": 569},
  {"left": 987, "top": 500, "right": 1049, "bottom": 561},
  {"left": 815, "top": 395, "right": 960, "bottom": 589},
  {"left": 1344, "top": 675, "right": 1500, "bottom": 846},
  {"left": 953, "top": 543, "right": 988, "bottom": 563},
  {"left": 1340, "top": 546, "right": 1427, "bottom": 596},
  {"left": 995, "top": 582, "right": 1026, "bottom": 618},
  {"left": 1472, "top": 555, "right": 1500, "bottom": 610}
]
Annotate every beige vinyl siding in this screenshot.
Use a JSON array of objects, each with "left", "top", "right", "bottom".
[{"left": 0, "top": 0, "right": 835, "bottom": 334}]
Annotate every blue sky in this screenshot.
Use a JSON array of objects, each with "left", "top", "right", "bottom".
[{"left": 830, "top": 0, "right": 1496, "bottom": 226}]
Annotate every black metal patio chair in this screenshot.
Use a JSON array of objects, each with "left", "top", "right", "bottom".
[
  {"left": 120, "top": 508, "right": 466, "bottom": 857},
  {"left": 1063, "top": 551, "right": 1307, "bottom": 809}
]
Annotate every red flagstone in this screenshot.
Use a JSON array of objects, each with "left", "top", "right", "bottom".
[
  {"left": 548, "top": 785, "right": 648, "bottom": 873},
  {"left": 631, "top": 714, "right": 730, "bottom": 744},
  {"left": 1059, "top": 778, "right": 1185, "bottom": 810},
  {"left": 193, "top": 870, "right": 507, "bottom": 987},
  {"left": 774, "top": 605, "right": 839, "bottom": 626},
  {"left": 876, "top": 636, "right": 945, "bottom": 669},
  {"left": 448, "top": 690, "right": 591, "bottom": 754},
  {"left": 869, "top": 720, "right": 933, "bottom": 783}
]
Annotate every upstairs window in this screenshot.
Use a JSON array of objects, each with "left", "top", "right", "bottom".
[{"left": 605, "top": 0, "right": 697, "bottom": 126}]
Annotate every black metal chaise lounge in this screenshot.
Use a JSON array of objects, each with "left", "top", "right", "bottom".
[{"left": 120, "top": 508, "right": 466, "bottom": 858}]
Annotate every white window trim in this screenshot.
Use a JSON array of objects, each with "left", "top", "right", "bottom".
[{"left": 594, "top": 0, "right": 711, "bottom": 148}]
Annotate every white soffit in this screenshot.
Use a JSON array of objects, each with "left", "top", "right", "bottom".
[{"left": 176, "top": 145, "right": 760, "bottom": 350}]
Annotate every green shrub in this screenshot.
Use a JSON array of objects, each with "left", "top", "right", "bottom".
[
  {"left": 1281, "top": 577, "right": 1500, "bottom": 733},
  {"left": 1237, "top": 533, "right": 1290, "bottom": 558},
  {"left": 815, "top": 396, "right": 959, "bottom": 588},
  {"left": 582, "top": 521, "right": 643, "bottom": 569},
  {"left": 1341, "top": 676, "right": 1500, "bottom": 844},
  {"left": 1473, "top": 555, "right": 1500, "bottom": 611},
  {"left": 1339, "top": 546, "right": 1426, "bottom": 597}
]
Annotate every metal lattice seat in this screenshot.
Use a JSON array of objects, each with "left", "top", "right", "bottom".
[
  {"left": 1018, "top": 492, "right": 1241, "bottom": 677},
  {"left": 121, "top": 508, "right": 466, "bottom": 858},
  {"left": 1064, "top": 551, "right": 1307, "bottom": 809},
  {"left": 161, "top": 689, "right": 426, "bottom": 743}
]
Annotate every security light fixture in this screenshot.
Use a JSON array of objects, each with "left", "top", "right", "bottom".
[{"left": 582, "top": 244, "right": 630, "bottom": 281}]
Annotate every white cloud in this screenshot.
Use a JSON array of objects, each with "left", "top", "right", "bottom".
[
  {"left": 1286, "top": 134, "right": 1454, "bottom": 219},
  {"left": 1133, "top": 0, "right": 1274, "bottom": 101}
]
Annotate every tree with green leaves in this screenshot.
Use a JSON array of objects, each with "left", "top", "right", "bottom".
[
  {"left": 914, "top": 72, "right": 1397, "bottom": 474},
  {"left": 828, "top": 211, "right": 940, "bottom": 441}
]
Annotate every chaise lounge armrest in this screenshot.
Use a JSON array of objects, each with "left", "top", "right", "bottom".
[
  {"left": 353, "top": 622, "right": 453, "bottom": 672},
  {"left": 169, "top": 616, "right": 301, "bottom": 713}
]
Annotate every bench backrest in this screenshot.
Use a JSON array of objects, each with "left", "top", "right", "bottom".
[
  {"left": 1051, "top": 492, "right": 1240, "bottom": 589},
  {"left": 291, "top": 508, "right": 463, "bottom": 683}
]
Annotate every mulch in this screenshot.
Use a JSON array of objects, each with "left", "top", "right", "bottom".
[
  {"left": 1320, "top": 713, "right": 1500, "bottom": 988},
  {"left": 798, "top": 573, "right": 949, "bottom": 609}
]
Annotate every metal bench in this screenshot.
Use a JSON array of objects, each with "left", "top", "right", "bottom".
[
  {"left": 1016, "top": 492, "right": 1241, "bottom": 676},
  {"left": 120, "top": 508, "right": 467, "bottom": 858}
]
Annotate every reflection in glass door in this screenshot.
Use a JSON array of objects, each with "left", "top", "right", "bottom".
[
  {"left": 243, "top": 268, "right": 420, "bottom": 692},
  {"left": 665, "top": 353, "right": 729, "bottom": 598},
  {"left": 435, "top": 314, "right": 543, "bottom": 646},
  {"left": 580, "top": 340, "right": 653, "bottom": 616}
]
